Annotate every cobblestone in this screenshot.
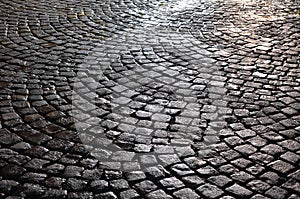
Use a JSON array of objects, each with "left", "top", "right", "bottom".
[
  {"left": 197, "top": 184, "right": 224, "bottom": 198},
  {"left": 0, "top": 0, "right": 299, "bottom": 198},
  {"left": 173, "top": 188, "right": 200, "bottom": 199}
]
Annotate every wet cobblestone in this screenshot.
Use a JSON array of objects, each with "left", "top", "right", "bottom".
[{"left": 0, "top": 0, "right": 300, "bottom": 198}]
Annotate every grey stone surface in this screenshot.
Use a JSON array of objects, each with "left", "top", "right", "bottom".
[{"left": 0, "top": 0, "right": 299, "bottom": 198}]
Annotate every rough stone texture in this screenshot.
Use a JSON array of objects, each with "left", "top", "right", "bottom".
[{"left": 0, "top": 0, "right": 299, "bottom": 198}]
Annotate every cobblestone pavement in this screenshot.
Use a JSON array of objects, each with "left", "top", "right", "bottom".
[{"left": 0, "top": 0, "right": 300, "bottom": 198}]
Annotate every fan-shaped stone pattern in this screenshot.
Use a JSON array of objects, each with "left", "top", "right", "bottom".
[
  {"left": 0, "top": 0, "right": 299, "bottom": 198},
  {"left": 74, "top": 45, "right": 226, "bottom": 170}
]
